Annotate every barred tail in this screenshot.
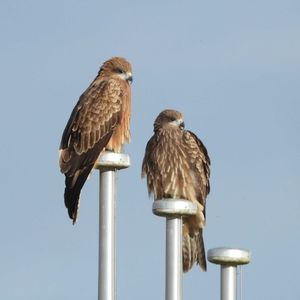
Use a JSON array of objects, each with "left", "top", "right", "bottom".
[{"left": 182, "top": 228, "right": 207, "bottom": 272}]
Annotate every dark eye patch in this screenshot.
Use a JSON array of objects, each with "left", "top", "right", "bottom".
[{"left": 115, "top": 68, "right": 124, "bottom": 74}]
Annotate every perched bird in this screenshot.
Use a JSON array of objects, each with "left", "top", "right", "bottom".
[
  {"left": 59, "top": 57, "right": 132, "bottom": 224},
  {"left": 142, "top": 109, "right": 210, "bottom": 272}
]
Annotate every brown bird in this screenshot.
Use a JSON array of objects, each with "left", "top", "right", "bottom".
[
  {"left": 142, "top": 109, "right": 210, "bottom": 272},
  {"left": 59, "top": 57, "right": 132, "bottom": 224}
]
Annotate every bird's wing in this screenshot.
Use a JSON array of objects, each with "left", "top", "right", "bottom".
[
  {"left": 141, "top": 134, "right": 159, "bottom": 196},
  {"left": 184, "top": 130, "right": 211, "bottom": 206},
  {"left": 59, "top": 78, "right": 123, "bottom": 177}
]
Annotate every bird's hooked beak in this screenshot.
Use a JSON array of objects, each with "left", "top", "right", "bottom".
[
  {"left": 170, "top": 118, "right": 185, "bottom": 129},
  {"left": 126, "top": 72, "right": 133, "bottom": 84},
  {"left": 116, "top": 71, "right": 133, "bottom": 84}
]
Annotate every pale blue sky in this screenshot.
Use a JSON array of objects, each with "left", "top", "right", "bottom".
[{"left": 1, "top": 1, "right": 299, "bottom": 299}]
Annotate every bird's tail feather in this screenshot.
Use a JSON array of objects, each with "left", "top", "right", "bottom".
[
  {"left": 182, "top": 228, "right": 207, "bottom": 272},
  {"left": 64, "top": 164, "right": 94, "bottom": 224}
]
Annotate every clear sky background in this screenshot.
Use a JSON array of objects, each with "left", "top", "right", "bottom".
[{"left": 1, "top": 0, "right": 299, "bottom": 299}]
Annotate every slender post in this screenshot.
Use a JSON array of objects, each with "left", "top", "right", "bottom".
[
  {"left": 99, "top": 169, "right": 116, "bottom": 300},
  {"left": 94, "top": 152, "right": 130, "bottom": 300},
  {"left": 153, "top": 199, "right": 197, "bottom": 300},
  {"left": 166, "top": 217, "right": 182, "bottom": 300},
  {"left": 208, "top": 247, "right": 251, "bottom": 300},
  {"left": 221, "top": 266, "right": 237, "bottom": 300}
]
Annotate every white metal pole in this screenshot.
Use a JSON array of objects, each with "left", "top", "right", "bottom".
[
  {"left": 94, "top": 152, "right": 130, "bottom": 300},
  {"left": 166, "top": 217, "right": 182, "bottom": 300},
  {"left": 153, "top": 199, "right": 197, "bottom": 300},
  {"left": 99, "top": 169, "right": 116, "bottom": 300},
  {"left": 221, "top": 265, "right": 237, "bottom": 300},
  {"left": 208, "top": 247, "right": 251, "bottom": 300}
]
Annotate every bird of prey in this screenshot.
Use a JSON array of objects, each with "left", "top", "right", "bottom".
[
  {"left": 142, "top": 109, "right": 210, "bottom": 272},
  {"left": 59, "top": 57, "right": 133, "bottom": 224}
]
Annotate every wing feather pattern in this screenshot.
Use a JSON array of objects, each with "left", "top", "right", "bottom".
[
  {"left": 183, "top": 130, "right": 210, "bottom": 208},
  {"left": 182, "top": 130, "right": 210, "bottom": 271},
  {"left": 59, "top": 78, "right": 123, "bottom": 223}
]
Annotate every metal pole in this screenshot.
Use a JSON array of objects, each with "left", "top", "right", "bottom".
[
  {"left": 94, "top": 152, "right": 130, "bottom": 300},
  {"left": 221, "top": 265, "right": 237, "bottom": 300},
  {"left": 153, "top": 199, "right": 197, "bottom": 300},
  {"left": 208, "top": 247, "right": 251, "bottom": 300},
  {"left": 99, "top": 169, "right": 116, "bottom": 300},
  {"left": 166, "top": 217, "right": 182, "bottom": 300}
]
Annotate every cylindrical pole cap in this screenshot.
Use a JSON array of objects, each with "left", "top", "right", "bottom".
[
  {"left": 207, "top": 247, "right": 251, "bottom": 266},
  {"left": 152, "top": 199, "right": 197, "bottom": 217},
  {"left": 94, "top": 152, "right": 131, "bottom": 170}
]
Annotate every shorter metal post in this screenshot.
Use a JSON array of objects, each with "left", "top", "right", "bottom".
[
  {"left": 153, "top": 199, "right": 197, "bottom": 300},
  {"left": 94, "top": 152, "right": 130, "bottom": 300},
  {"left": 208, "top": 247, "right": 251, "bottom": 300}
]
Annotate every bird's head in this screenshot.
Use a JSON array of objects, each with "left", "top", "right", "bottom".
[
  {"left": 99, "top": 57, "right": 133, "bottom": 84},
  {"left": 154, "top": 109, "right": 185, "bottom": 132}
]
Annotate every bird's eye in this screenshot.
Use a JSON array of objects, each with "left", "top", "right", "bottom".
[
  {"left": 170, "top": 117, "right": 176, "bottom": 121},
  {"left": 115, "top": 68, "right": 124, "bottom": 74}
]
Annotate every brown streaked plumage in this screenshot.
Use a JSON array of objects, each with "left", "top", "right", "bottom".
[
  {"left": 142, "top": 109, "right": 210, "bottom": 272},
  {"left": 59, "top": 57, "right": 132, "bottom": 224}
]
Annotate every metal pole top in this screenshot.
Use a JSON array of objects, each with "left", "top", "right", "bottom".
[
  {"left": 94, "top": 151, "right": 131, "bottom": 171},
  {"left": 152, "top": 199, "right": 197, "bottom": 218},
  {"left": 207, "top": 247, "right": 251, "bottom": 266}
]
